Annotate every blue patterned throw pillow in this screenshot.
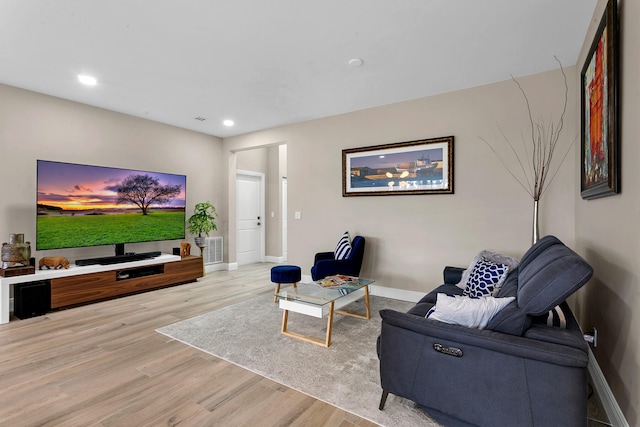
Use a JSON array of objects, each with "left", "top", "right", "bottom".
[
  {"left": 335, "top": 231, "right": 352, "bottom": 260},
  {"left": 463, "top": 257, "right": 510, "bottom": 298}
]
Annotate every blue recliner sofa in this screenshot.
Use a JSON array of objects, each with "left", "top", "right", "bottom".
[
  {"left": 377, "top": 236, "right": 593, "bottom": 426},
  {"left": 311, "top": 235, "right": 366, "bottom": 280}
]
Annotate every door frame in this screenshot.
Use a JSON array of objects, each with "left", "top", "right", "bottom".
[
  {"left": 236, "top": 170, "right": 265, "bottom": 265},
  {"left": 282, "top": 176, "right": 288, "bottom": 262}
]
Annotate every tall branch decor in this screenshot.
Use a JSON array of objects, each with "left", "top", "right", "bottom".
[{"left": 481, "top": 58, "right": 574, "bottom": 244}]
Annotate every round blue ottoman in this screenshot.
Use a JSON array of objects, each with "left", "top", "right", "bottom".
[{"left": 271, "top": 265, "right": 301, "bottom": 302}]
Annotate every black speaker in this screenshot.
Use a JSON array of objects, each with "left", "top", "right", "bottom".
[
  {"left": 173, "top": 247, "right": 180, "bottom": 255},
  {"left": 14, "top": 281, "right": 50, "bottom": 319}
]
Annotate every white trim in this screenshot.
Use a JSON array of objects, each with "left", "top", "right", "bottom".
[
  {"left": 264, "top": 255, "right": 284, "bottom": 264},
  {"left": 369, "top": 285, "right": 424, "bottom": 302},
  {"left": 204, "top": 262, "right": 238, "bottom": 274},
  {"left": 204, "top": 263, "right": 226, "bottom": 273},
  {"left": 588, "top": 348, "right": 628, "bottom": 426}
]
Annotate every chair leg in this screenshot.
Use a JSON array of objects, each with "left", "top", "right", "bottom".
[
  {"left": 379, "top": 390, "right": 389, "bottom": 410},
  {"left": 274, "top": 283, "right": 281, "bottom": 303}
]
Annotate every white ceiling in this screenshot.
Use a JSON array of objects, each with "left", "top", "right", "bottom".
[{"left": 0, "top": 0, "right": 597, "bottom": 138}]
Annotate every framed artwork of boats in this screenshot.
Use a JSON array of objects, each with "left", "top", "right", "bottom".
[
  {"left": 580, "top": 0, "right": 619, "bottom": 200},
  {"left": 342, "top": 136, "right": 454, "bottom": 197}
]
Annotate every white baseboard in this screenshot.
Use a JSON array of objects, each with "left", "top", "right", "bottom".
[
  {"left": 369, "top": 285, "right": 425, "bottom": 302},
  {"left": 588, "top": 349, "right": 628, "bottom": 426},
  {"left": 204, "top": 262, "right": 237, "bottom": 274},
  {"left": 264, "top": 256, "right": 284, "bottom": 264}
]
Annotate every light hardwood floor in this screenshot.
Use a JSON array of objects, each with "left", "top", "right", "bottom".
[{"left": 0, "top": 263, "right": 378, "bottom": 427}]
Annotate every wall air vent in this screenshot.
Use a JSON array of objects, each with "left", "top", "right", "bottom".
[{"left": 204, "top": 237, "right": 223, "bottom": 265}]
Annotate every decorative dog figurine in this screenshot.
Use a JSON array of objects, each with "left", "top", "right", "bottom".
[
  {"left": 180, "top": 242, "right": 191, "bottom": 258},
  {"left": 39, "top": 256, "right": 70, "bottom": 270}
]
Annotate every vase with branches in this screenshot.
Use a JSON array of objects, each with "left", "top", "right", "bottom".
[{"left": 481, "top": 57, "right": 574, "bottom": 244}]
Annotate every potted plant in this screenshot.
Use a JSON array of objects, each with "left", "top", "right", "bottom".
[{"left": 187, "top": 201, "right": 217, "bottom": 249}]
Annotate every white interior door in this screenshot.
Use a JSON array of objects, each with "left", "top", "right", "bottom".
[
  {"left": 236, "top": 171, "right": 264, "bottom": 266},
  {"left": 282, "top": 177, "right": 288, "bottom": 262}
]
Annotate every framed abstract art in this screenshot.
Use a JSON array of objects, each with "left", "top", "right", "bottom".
[{"left": 580, "top": 0, "right": 620, "bottom": 200}]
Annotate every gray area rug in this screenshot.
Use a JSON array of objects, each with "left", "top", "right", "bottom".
[{"left": 157, "top": 292, "right": 440, "bottom": 426}]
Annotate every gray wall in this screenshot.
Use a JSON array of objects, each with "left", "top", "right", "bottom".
[
  {"left": 0, "top": 83, "right": 223, "bottom": 262},
  {"left": 574, "top": 0, "right": 639, "bottom": 424},
  {"left": 224, "top": 68, "right": 577, "bottom": 293}
]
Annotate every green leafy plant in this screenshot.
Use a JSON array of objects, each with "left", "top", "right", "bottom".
[{"left": 187, "top": 202, "right": 218, "bottom": 237}]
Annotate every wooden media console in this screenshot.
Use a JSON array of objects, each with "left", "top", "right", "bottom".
[{"left": 0, "top": 254, "right": 203, "bottom": 323}]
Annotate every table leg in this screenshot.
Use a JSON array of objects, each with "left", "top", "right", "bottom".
[
  {"left": 274, "top": 283, "right": 281, "bottom": 303},
  {"left": 335, "top": 285, "right": 371, "bottom": 320},
  {"left": 325, "top": 301, "right": 334, "bottom": 347},
  {"left": 281, "top": 308, "right": 289, "bottom": 333},
  {"left": 280, "top": 301, "right": 335, "bottom": 348}
]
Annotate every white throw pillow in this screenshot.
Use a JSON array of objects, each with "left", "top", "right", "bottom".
[
  {"left": 334, "top": 231, "right": 352, "bottom": 260},
  {"left": 427, "top": 293, "right": 515, "bottom": 329}
]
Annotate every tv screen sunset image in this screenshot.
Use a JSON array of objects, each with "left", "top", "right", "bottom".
[{"left": 36, "top": 160, "right": 186, "bottom": 250}]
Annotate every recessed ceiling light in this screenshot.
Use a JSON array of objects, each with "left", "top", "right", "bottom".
[
  {"left": 223, "top": 119, "right": 234, "bottom": 127},
  {"left": 348, "top": 58, "right": 364, "bottom": 68},
  {"left": 78, "top": 74, "right": 97, "bottom": 86}
]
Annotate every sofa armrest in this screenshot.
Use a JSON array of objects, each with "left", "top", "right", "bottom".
[
  {"left": 379, "top": 309, "right": 587, "bottom": 367},
  {"left": 443, "top": 266, "right": 465, "bottom": 285}
]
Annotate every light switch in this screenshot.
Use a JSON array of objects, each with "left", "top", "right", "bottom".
[
  {"left": 294, "top": 211, "right": 301, "bottom": 220},
  {"left": 271, "top": 211, "right": 275, "bottom": 218}
]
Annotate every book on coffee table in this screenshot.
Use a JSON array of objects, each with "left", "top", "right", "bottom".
[{"left": 315, "top": 274, "right": 359, "bottom": 287}]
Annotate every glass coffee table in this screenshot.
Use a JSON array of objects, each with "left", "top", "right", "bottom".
[{"left": 275, "top": 277, "right": 374, "bottom": 347}]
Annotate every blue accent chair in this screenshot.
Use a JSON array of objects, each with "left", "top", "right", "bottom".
[{"left": 310, "top": 236, "right": 366, "bottom": 281}]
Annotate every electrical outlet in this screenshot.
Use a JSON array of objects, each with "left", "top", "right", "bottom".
[{"left": 584, "top": 327, "right": 598, "bottom": 347}]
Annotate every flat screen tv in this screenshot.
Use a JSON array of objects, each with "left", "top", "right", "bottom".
[{"left": 36, "top": 160, "right": 186, "bottom": 254}]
